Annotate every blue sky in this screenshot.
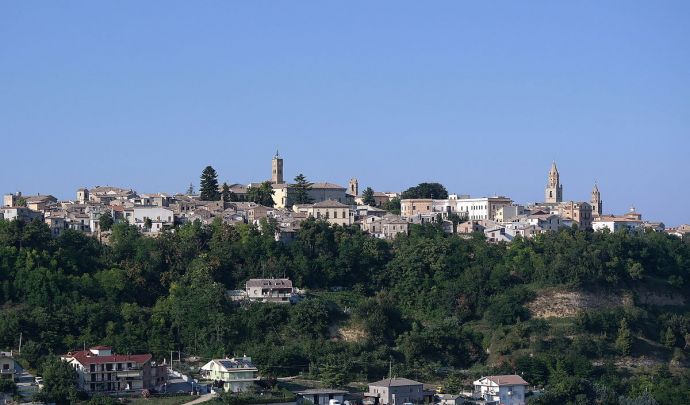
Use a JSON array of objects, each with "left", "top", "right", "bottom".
[{"left": 1, "top": 1, "right": 689, "bottom": 224}]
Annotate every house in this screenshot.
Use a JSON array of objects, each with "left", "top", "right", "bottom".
[
  {"left": 437, "top": 394, "right": 464, "bottom": 405},
  {"left": 246, "top": 278, "right": 295, "bottom": 304},
  {"left": 366, "top": 377, "right": 424, "bottom": 405},
  {"left": 306, "top": 200, "right": 353, "bottom": 227},
  {"left": 200, "top": 356, "right": 258, "bottom": 393},
  {"left": 296, "top": 389, "right": 348, "bottom": 405},
  {"left": 0, "top": 206, "right": 43, "bottom": 222},
  {"left": 25, "top": 194, "right": 58, "bottom": 211},
  {"left": 124, "top": 206, "right": 175, "bottom": 233},
  {"left": 472, "top": 375, "right": 529, "bottom": 405},
  {"left": 558, "top": 201, "right": 593, "bottom": 230},
  {"left": 61, "top": 346, "right": 166, "bottom": 393},
  {"left": 0, "top": 352, "right": 17, "bottom": 381}
]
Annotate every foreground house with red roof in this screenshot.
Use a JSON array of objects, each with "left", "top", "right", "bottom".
[
  {"left": 472, "top": 375, "right": 529, "bottom": 405},
  {"left": 61, "top": 346, "right": 166, "bottom": 393}
]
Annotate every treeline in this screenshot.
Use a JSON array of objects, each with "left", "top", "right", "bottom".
[{"left": 1, "top": 218, "right": 690, "bottom": 403}]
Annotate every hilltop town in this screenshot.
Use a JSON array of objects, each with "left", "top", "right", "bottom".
[{"left": 2, "top": 153, "right": 688, "bottom": 244}]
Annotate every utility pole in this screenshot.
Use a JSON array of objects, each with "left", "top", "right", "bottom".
[{"left": 18, "top": 333, "right": 22, "bottom": 355}]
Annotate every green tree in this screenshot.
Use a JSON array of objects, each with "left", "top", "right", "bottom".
[
  {"left": 663, "top": 326, "right": 676, "bottom": 348},
  {"left": 362, "top": 187, "right": 376, "bottom": 206},
  {"left": 615, "top": 318, "right": 632, "bottom": 356},
  {"left": 144, "top": 217, "right": 153, "bottom": 231},
  {"left": 200, "top": 165, "right": 221, "bottom": 201},
  {"left": 383, "top": 197, "right": 401, "bottom": 215},
  {"left": 0, "top": 378, "right": 17, "bottom": 394},
  {"left": 35, "top": 358, "right": 78, "bottom": 405},
  {"left": 99, "top": 211, "right": 114, "bottom": 231},
  {"left": 221, "top": 182, "right": 236, "bottom": 203},
  {"left": 247, "top": 181, "right": 275, "bottom": 207},
  {"left": 290, "top": 173, "right": 313, "bottom": 204},
  {"left": 401, "top": 182, "right": 448, "bottom": 199}
]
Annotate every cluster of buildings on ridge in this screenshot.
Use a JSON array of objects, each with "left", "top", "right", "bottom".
[
  {"left": 2, "top": 154, "right": 688, "bottom": 243},
  {"left": 1, "top": 348, "right": 532, "bottom": 405}
]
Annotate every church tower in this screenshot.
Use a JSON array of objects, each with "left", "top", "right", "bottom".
[
  {"left": 348, "top": 178, "right": 359, "bottom": 196},
  {"left": 544, "top": 161, "right": 563, "bottom": 203},
  {"left": 591, "top": 183, "right": 602, "bottom": 217},
  {"left": 271, "top": 151, "right": 283, "bottom": 184}
]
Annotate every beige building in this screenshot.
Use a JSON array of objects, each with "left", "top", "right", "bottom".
[
  {"left": 559, "top": 201, "right": 593, "bottom": 230},
  {"left": 400, "top": 198, "right": 433, "bottom": 217},
  {"left": 307, "top": 200, "right": 353, "bottom": 226}
]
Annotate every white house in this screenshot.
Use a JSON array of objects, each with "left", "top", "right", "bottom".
[
  {"left": 246, "top": 278, "right": 295, "bottom": 304},
  {"left": 592, "top": 216, "right": 643, "bottom": 233},
  {"left": 473, "top": 375, "right": 529, "bottom": 405},
  {"left": 124, "top": 206, "right": 174, "bottom": 233},
  {"left": 200, "top": 357, "right": 258, "bottom": 393}
]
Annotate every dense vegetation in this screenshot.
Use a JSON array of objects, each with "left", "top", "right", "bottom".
[{"left": 1, "top": 218, "right": 690, "bottom": 404}]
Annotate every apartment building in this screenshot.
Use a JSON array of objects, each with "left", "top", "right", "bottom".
[{"left": 61, "top": 346, "right": 166, "bottom": 393}]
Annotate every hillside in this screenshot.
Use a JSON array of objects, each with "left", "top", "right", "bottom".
[{"left": 1, "top": 218, "right": 690, "bottom": 404}]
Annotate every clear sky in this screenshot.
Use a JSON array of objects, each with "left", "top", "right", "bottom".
[{"left": 1, "top": 1, "right": 689, "bottom": 225}]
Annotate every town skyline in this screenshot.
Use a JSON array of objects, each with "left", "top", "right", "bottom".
[
  {"left": 0, "top": 154, "right": 683, "bottom": 226},
  {"left": 2, "top": 1, "right": 689, "bottom": 224}
]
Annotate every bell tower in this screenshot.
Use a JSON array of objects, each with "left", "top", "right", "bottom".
[
  {"left": 271, "top": 150, "right": 283, "bottom": 184},
  {"left": 544, "top": 161, "right": 563, "bottom": 203},
  {"left": 591, "top": 183, "right": 602, "bottom": 217},
  {"left": 348, "top": 178, "right": 359, "bottom": 196}
]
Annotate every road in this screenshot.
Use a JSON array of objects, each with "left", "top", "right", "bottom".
[
  {"left": 14, "top": 362, "right": 39, "bottom": 401},
  {"left": 184, "top": 393, "right": 216, "bottom": 404}
]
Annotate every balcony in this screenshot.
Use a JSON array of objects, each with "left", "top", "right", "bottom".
[{"left": 116, "top": 370, "right": 143, "bottom": 379}]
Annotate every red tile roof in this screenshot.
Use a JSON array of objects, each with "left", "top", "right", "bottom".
[{"left": 66, "top": 350, "right": 152, "bottom": 366}]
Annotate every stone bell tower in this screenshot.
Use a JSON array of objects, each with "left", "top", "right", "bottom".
[
  {"left": 591, "top": 182, "right": 602, "bottom": 217},
  {"left": 545, "top": 161, "right": 563, "bottom": 203},
  {"left": 271, "top": 150, "right": 284, "bottom": 184}
]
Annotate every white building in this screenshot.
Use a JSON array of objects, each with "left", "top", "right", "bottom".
[
  {"left": 473, "top": 375, "right": 529, "bottom": 405},
  {"left": 592, "top": 216, "right": 643, "bottom": 233},
  {"left": 245, "top": 278, "right": 295, "bottom": 304},
  {"left": 61, "top": 346, "right": 166, "bottom": 393},
  {"left": 455, "top": 196, "right": 513, "bottom": 221},
  {"left": 200, "top": 357, "right": 259, "bottom": 393},
  {"left": 124, "top": 206, "right": 174, "bottom": 233}
]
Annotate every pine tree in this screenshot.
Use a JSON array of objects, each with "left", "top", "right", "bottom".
[
  {"left": 290, "top": 173, "right": 313, "bottom": 204},
  {"left": 199, "top": 166, "right": 220, "bottom": 201},
  {"left": 362, "top": 187, "right": 376, "bottom": 206},
  {"left": 221, "top": 182, "right": 235, "bottom": 203},
  {"left": 186, "top": 183, "right": 194, "bottom": 195},
  {"left": 615, "top": 318, "right": 633, "bottom": 356}
]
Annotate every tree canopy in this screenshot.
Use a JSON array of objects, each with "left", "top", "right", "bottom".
[
  {"left": 247, "top": 181, "right": 276, "bottom": 207},
  {"left": 401, "top": 182, "right": 448, "bottom": 199},
  {"left": 290, "top": 174, "right": 313, "bottom": 205}
]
